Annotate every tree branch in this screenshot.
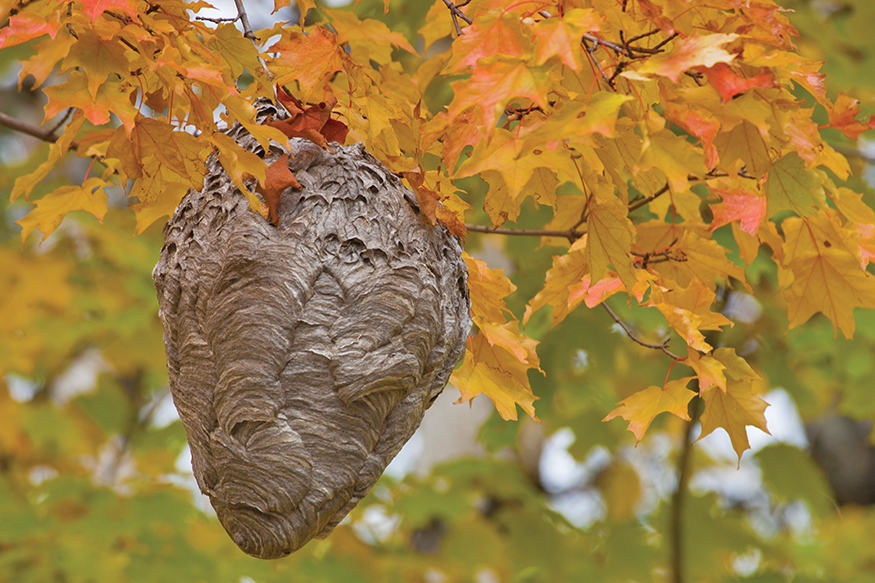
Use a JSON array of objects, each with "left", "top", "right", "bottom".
[
  {"left": 0, "top": 111, "right": 77, "bottom": 149},
  {"left": 465, "top": 223, "right": 584, "bottom": 242},
  {"left": 602, "top": 302, "right": 683, "bottom": 360},
  {"left": 232, "top": 0, "right": 257, "bottom": 41},
  {"left": 670, "top": 395, "right": 700, "bottom": 583}
]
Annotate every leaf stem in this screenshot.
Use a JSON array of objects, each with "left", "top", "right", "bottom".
[{"left": 602, "top": 302, "right": 683, "bottom": 360}]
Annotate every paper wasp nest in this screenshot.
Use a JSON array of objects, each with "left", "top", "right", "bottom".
[{"left": 153, "top": 103, "right": 471, "bottom": 559}]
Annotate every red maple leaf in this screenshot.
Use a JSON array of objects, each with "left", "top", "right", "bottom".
[{"left": 267, "top": 87, "right": 349, "bottom": 148}]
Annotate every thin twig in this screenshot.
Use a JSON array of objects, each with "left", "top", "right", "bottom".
[
  {"left": 195, "top": 14, "right": 240, "bottom": 23},
  {"left": 465, "top": 223, "right": 584, "bottom": 242},
  {"left": 442, "top": 0, "right": 472, "bottom": 36},
  {"left": 233, "top": 0, "right": 258, "bottom": 41},
  {"left": 670, "top": 396, "right": 699, "bottom": 583},
  {"left": 628, "top": 183, "right": 670, "bottom": 212},
  {"left": 602, "top": 302, "right": 684, "bottom": 360},
  {"left": 46, "top": 108, "right": 74, "bottom": 135},
  {"left": 582, "top": 36, "right": 615, "bottom": 90}
]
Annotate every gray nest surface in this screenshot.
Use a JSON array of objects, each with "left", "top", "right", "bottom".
[{"left": 153, "top": 103, "right": 471, "bottom": 559}]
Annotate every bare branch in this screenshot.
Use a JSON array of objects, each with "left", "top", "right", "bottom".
[
  {"left": 233, "top": 0, "right": 258, "bottom": 41},
  {"left": 628, "top": 183, "right": 670, "bottom": 212},
  {"left": 0, "top": 111, "right": 78, "bottom": 150},
  {"left": 602, "top": 302, "right": 684, "bottom": 360},
  {"left": 442, "top": 0, "right": 472, "bottom": 36},
  {"left": 465, "top": 223, "right": 584, "bottom": 242},
  {"left": 582, "top": 36, "right": 615, "bottom": 90}
]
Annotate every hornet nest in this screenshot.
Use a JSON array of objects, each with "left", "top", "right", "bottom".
[{"left": 153, "top": 101, "right": 471, "bottom": 559}]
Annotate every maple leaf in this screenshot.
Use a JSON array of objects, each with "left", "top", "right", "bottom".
[
  {"left": 444, "top": 13, "right": 529, "bottom": 74},
  {"left": 637, "top": 129, "right": 704, "bottom": 194},
  {"left": 712, "top": 120, "right": 771, "bottom": 178},
  {"left": 43, "top": 72, "right": 138, "bottom": 130},
  {"left": 586, "top": 192, "right": 637, "bottom": 291},
  {"left": 79, "top": 0, "right": 140, "bottom": 22},
  {"left": 268, "top": 89, "right": 350, "bottom": 148},
  {"left": 524, "top": 236, "right": 588, "bottom": 327},
  {"left": 697, "top": 63, "right": 775, "bottom": 104},
  {"left": 131, "top": 116, "right": 206, "bottom": 187},
  {"left": 447, "top": 55, "right": 550, "bottom": 136},
  {"left": 637, "top": 33, "right": 738, "bottom": 83},
  {"left": 697, "top": 381, "right": 770, "bottom": 462},
  {"left": 19, "top": 35, "right": 76, "bottom": 90},
  {"left": 661, "top": 102, "right": 720, "bottom": 168},
  {"left": 531, "top": 9, "right": 601, "bottom": 71},
  {"left": 210, "top": 131, "right": 268, "bottom": 215},
  {"left": 267, "top": 26, "right": 347, "bottom": 102},
  {"left": 636, "top": 223, "right": 748, "bottom": 291},
  {"left": 464, "top": 253, "right": 517, "bottom": 324},
  {"left": 827, "top": 93, "right": 875, "bottom": 140},
  {"left": 17, "top": 177, "right": 109, "bottom": 244},
  {"left": 686, "top": 347, "right": 759, "bottom": 392},
  {"left": 709, "top": 188, "right": 767, "bottom": 236},
  {"left": 603, "top": 377, "right": 697, "bottom": 442},
  {"left": 450, "top": 333, "right": 540, "bottom": 422},
  {"left": 764, "top": 152, "right": 826, "bottom": 217},
  {"left": 256, "top": 154, "right": 302, "bottom": 226},
  {"left": 0, "top": 12, "right": 61, "bottom": 49},
  {"left": 456, "top": 128, "right": 575, "bottom": 225},
  {"left": 60, "top": 30, "right": 130, "bottom": 97},
  {"left": 207, "top": 24, "right": 271, "bottom": 89},
  {"left": 648, "top": 281, "right": 732, "bottom": 352},
  {"left": 782, "top": 213, "right": 875, "bottom": 338},
  {"left": 325, "top": 9, "right": 415, "bottom": 57}
]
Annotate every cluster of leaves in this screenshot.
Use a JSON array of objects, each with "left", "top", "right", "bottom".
[
  {"left": 6, "top": 0, "right": 875, "bottom": 460},
  {"left": 4, "top": 0, "right": 875, "bottom": 581}
]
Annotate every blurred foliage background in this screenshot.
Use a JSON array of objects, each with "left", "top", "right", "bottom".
[{"left": 3, "top": 0, "right": 875, "bottom": 581}]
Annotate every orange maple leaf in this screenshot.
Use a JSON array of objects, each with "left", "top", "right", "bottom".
[
  {"left": 827, "top": 93, "right": 875, "bottom": 140},
  {"left": 256, "top": 154, "right": 302, "bottom": 226},
  {"left": 267, "top": 26, "right": 346, "bottom": 102},
  {"left": 697, "top": 63, "right": 775, "bottom": 104},
  {"left": 603, "top": 377, "right": 697, "bottom": 442},
  {"left": 444, "top": 13, "right": 529, "bottom": 74},
  {"left": 531, "top": 9, "right": 601, "bottom": 71},
  {"left": 709, "top": 188, "right": 766, "bottom": 236},
  {"left": 447, "top": 55, "right": 550, "bottom": 136},
  {"left": 638, "top": 33, "right": 738, "bottom": 83}
]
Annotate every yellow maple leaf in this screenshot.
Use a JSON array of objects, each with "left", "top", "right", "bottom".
[
  {"left": 450, "top": 333, "right": 539, "bottom": 421},
  {"left": 17, "top": 177, "right": 109, "bottom": 244},
  {"left": 782, "top": 213, "right": 875, "bottom": 338},
  {"left": 648, "top": 281, "right": 732, "bottom": 352},
  {"left": 464, "top": 253, "right": 517, "bottom": 324},
  {"left": 697, "top": 380, "right": 770, "bottom": 462},
  {"left": 586, "top": 191, "right": 637, "bottom": 291},
  {"left": 456, "top": 128, "right": 575, "bottom": 225},
  {"left": 686, "top": 347, "right": 759, "bottom": 392},
  {"left": 524, "top": 236, "right": 588, "bottom": 326},
  {"left": 603, "top": 377, "right": 697, "bottom": 442}
]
